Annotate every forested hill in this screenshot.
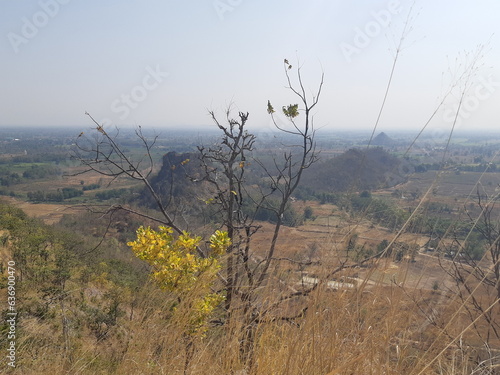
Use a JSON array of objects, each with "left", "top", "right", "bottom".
[{"left": 302, "top": 147, "right": 408, "bottom": 193}]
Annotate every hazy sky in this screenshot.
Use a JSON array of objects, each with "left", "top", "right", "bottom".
[{"left": 1, "top": 1, "right": 500, "bottom": 134}]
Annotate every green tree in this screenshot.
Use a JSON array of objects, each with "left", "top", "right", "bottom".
[{"left": 303, "top": 206, "right": 314, "bottom": 220}]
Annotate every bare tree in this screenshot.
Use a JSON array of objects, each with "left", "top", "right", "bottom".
[
  {"left": 73, "top": 59, "right": 324, "bottom": 368},
  {"left": 193, "top": 59, "right": 323, "bottom": 364},
  {"left": 73, "top": 117, "right": 184, "bottom": 233}
]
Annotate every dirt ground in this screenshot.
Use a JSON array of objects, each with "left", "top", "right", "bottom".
[
  {"left": 0, "top": 196, "right": 84, "bottom": 225},
  {"left": 1, "top": 182, "right": 458, "bottom": 292},
  {"left": 248, "top": 200, "right": 455, "bottom": 292}
]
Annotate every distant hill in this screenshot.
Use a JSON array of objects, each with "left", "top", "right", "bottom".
[
  {"left": 301, "top": 147, "right": 408, "bottom": 193},
  {"left": 144, "top": 147, "right": 410, "bottom": 210},
  {"left": 371, "top": 132, "right": 396, "bottom": 146},
  {"left": 141, "top": 151, "right": 200, "bottom": 207}
]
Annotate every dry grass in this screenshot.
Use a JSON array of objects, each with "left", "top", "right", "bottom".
[
  {"left": 3, "top": 183, "right": 500, "bottom": 374},
  {"left": 5, "top": 254, "right": 494, "bottom": 375}
]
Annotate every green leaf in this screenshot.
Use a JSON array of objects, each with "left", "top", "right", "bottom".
[
  {"left": 267, "top": 100, "right": 275, "bottom": 114},
  {"left": 282, "top": 104, "right": 299, "bottom": 118}
]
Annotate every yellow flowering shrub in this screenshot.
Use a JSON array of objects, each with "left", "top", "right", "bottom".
[
  {"left": 209, "top": 230, "right": 231, "bottom": 256},
  {"left": 128, "top": 226, "right": 230, "bottom": 335}
]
